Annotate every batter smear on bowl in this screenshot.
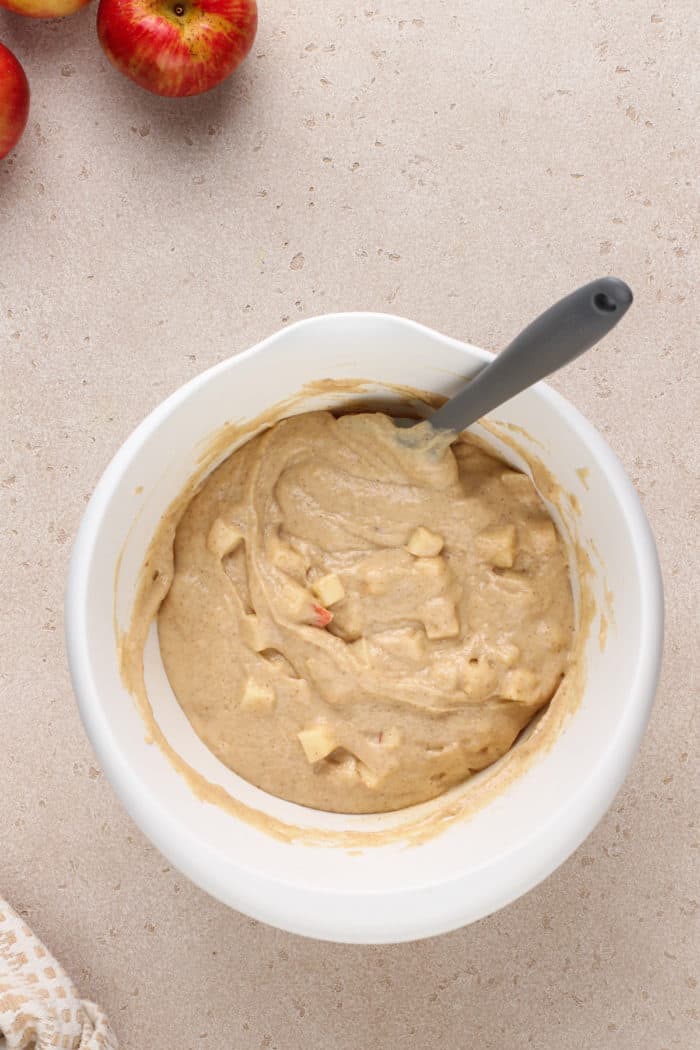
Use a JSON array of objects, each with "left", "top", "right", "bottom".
[{"left": 156, "top": 411, "right": 574, "bottom": 813}]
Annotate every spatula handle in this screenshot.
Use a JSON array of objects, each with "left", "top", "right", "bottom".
[{"left": 429, "top": 277, "right": 633, "bottom": 433}]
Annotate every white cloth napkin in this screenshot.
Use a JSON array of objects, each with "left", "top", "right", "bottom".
[{"left": 0, "top": 897, "right": 118, "bottom": 1049}]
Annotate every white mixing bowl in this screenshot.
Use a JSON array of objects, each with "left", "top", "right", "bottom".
[{"left": 65, "top": 313, "right": 663, "bottom": 943}]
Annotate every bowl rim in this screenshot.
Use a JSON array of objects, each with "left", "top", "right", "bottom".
[{"left": 65, "top": 311, "right": 664, "bottom": 942}]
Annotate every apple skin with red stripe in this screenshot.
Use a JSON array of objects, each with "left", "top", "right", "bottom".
[
  {"left": 97, "top": 0, "right": 257, "bottom": 97},
  {"left": 0, "top": 0, "right": 90, "bottom": 17},
  {"left": 0, "top": 43, "right": 29, "bottom": 161}
]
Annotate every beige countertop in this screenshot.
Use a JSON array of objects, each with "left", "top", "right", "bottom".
[{"left": 1, "top": 2, "right": 697, "bottom": 1047}]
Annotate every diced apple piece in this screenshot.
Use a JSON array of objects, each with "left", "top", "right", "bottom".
[
  {"left": 239, "top": 677, "right": 276, "bottom": 714},
  {"left": 406, "top": 526, "right": 445, "bottom": 557},
  {"left": 331, "top": 750, "right": 358, "bottom": 778},
  {"left": 207, "top": 518, "right": 243, "bottom": 559},
  {"left": 311, "top": 573, "right": 346, "bottom": 607},
  {"left": 502, "top": 668, "right": 539, "bottom": 702},
  {"left": 297, "top": 724, "right": 338, "bottom": 764},
  {"left": 357, "top": 762, "right": 383, "bottom": 789},
  {"left": 525, "top": 518, "right": 558, "bottom": 554},
  {"left": 331, "top": 597, "right": 365, "bottom": 642},
  {"left": 281, "top": 582, "right": 332, "bottom": 627},
  {"left": 421, "top": 597, "right": 460, "bottom": 640},
  {"left": 476, "top": 524, "right": 517, "bottom": 568},
  {"left": 241, "top": 614, "right": 268, "bottom": 652},
  {"left": 374, "top": 627, "right": 427, "bottom": 664},
  {"left": 461, "top": 657, "right": 497, "bottom": 700},
  {"left": 311, "top": 603, "right": 333, "bottom": 628}
]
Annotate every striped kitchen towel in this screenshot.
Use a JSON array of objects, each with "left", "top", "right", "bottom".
[{"left": 0, "top": 897, "right": 117, "bottom": 1049}]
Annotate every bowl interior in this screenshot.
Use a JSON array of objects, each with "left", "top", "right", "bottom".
[{"left": 67, "top": 313, "right": 662, "bottom": 942}]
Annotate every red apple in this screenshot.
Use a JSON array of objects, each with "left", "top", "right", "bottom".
[
  {"left": 0, "top": 42, "right": 29, "bottom": 161},
  {"left": 97, "top": 0, "right": 257, "bottom": 97},
  {"left": 0, "top": 0, "right": 91, "bottom": 17}
]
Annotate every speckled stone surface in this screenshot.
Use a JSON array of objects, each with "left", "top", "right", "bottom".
[{"left": 1, "top": 2, "right": 698, "bottom": 1047}]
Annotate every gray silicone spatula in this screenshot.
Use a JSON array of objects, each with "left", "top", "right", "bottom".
[{"left": 406, "top": 277, "right": 633, "bottom": 435}]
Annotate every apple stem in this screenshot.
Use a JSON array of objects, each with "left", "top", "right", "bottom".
[{"left": 173, "top": 3, "right": 185, "bottom": 14}]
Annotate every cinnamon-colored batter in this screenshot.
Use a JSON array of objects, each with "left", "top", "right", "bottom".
[{"left": 149, "top": 411, "right": 574, "bottom": 814}]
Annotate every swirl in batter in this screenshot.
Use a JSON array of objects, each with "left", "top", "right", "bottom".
[{"left": 157, "top": 411, "right": 574, "bottom": 813}]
